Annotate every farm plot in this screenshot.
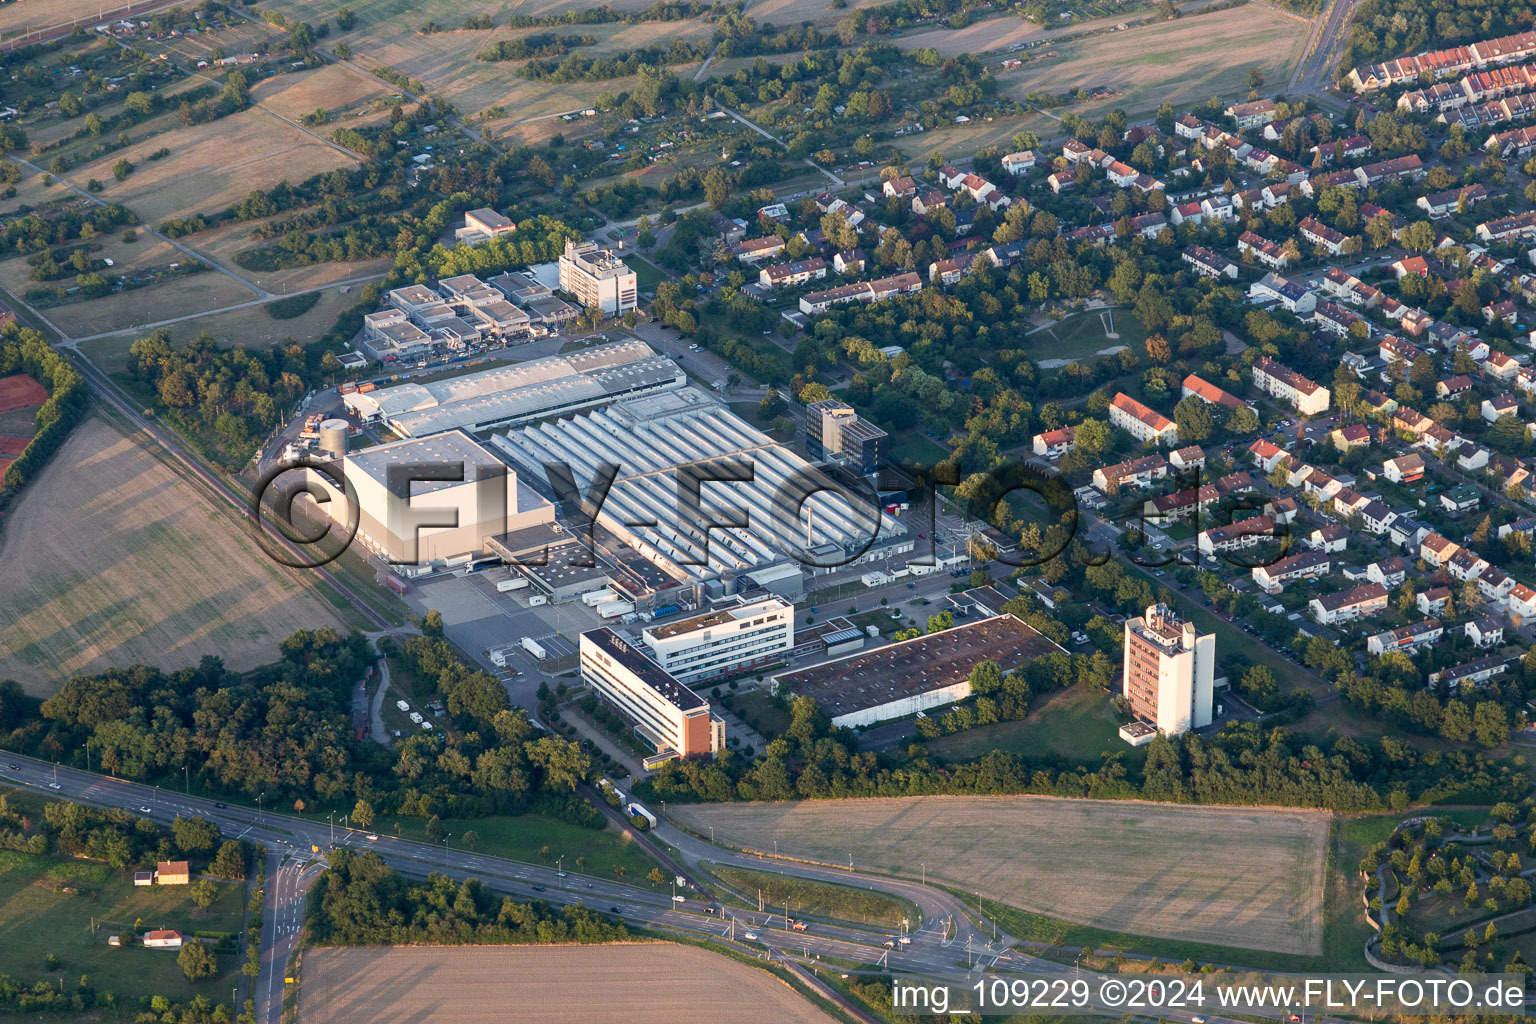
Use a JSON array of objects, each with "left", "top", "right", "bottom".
[
  {"left": 0, "top": 416, "right": 347, "bottom": 694},
  {"left": 300, "top": 945, "right": 837, "bottom": 1024},
  {"left": 997, "top": 6, "right": 1309, "bottom": 118},
  {"left": 62, "top": 106, "right": 361, "bottom": 226},
  {"left": 675, "top": 795, "right": 1330, "bottom": 955}
]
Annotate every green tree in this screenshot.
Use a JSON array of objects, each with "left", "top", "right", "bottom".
[
  {"left": 351, "top": 798, "right": 375, "bottom": 829},
  {"left": 190, "top": 879, "right": 218, "bottom": 908},
  {"left": 173, "top": 815, "right": 219, "bottom": 854},
  {"left": 178, "top": 940, "right": 218, "bottom": 981}
]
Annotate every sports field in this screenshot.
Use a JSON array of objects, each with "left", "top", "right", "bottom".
[
  {"left": 0, "top": 374, "right": 44, "bottom": 477},
  {"left": 0, "top": 416, "right": 347, "bottom": 694},
  {"left": 675, "top": 795, "right": 1330, "bottom": 955},
  {"left": 998, "top": 5, "right": 1309, "bottom": 118},
  {"left": 300, "top": 945, "right": 837, "bottom": 1024}
]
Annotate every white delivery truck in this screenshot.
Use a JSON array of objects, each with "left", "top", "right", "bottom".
[
  {"left": 597, "top": 600, "right": 634, "bottom": 619},
  {"left": 496, "top": 577, "right": 528, "bottom": 592}
]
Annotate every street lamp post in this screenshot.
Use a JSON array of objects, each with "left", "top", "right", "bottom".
[
  {"left": 83, "top": 740, "right": 90, "bottom": 773},
  {"left": 183, "top": 764, "right": 189, "bottom": 796}
]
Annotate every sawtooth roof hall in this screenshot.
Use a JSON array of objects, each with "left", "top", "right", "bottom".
[
  {"left": 491, "top": 387, "right": 906, "bottom": 582},
  {"left": 343, "top": 339, "right": 685, "bottom": 437}
]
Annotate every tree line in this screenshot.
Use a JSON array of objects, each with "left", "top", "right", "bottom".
[{"left": 309, "top": 849, "right": 630, "bottom": 945}]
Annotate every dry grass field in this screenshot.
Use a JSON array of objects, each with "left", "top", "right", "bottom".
[
  {"left": 157, "top": 284, "right": 371, "bottom": 349},
  {"left": 0, "top": 416, "right": 347, "bottom": 694},
  {"left": 300, "top": 945, "right": 837, "bottom": 1024},
  {"left": 997, "top": 6, "right": 1309, "bottom": 118},
  {"left": 45, "top": 270, "right": 257, "bottom": 339},
  {"left": 675, "top": 795, "right": 1330, "bottom": 955},
  {"left": 62, "top": 106, "right": 360, "bottom": 225},
  {"left": 249, "top": 64, "right": 394, "bottom": 120}
]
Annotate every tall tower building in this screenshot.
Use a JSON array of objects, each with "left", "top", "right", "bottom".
[{"left": 1122, "top": 603, "right": 1214, "bottom": 736}]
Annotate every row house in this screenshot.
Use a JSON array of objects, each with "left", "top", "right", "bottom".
[
  {"left": 798, "top": 272, "right": 923, "bottom": 313},
  {"left": 1366, "top": 618, "right": 1444, "bottom": 656},
  {"left": 1310, "top": 583, "right": 1388, "bottom": 625},
  {"left": 1252, "top": 550, "right": 1330, "bottom": 594},
  {"left": 1238, "top": 231, "right": 1293, "bottom": 269},
  {"left": 760, "top": 257, "right": 828, "bottom": 289},
  {"left": 1324, "top": 268, "right": 1381, "bottom": 307},
  {"left": 1461, "top": 62, "right": 1536, "bottom": 102},
  {"left": 1182, "top": 246, "right": 1238, "bottom": 279},
  {"left": 735, "top": 236, "right": 786, "bottom": 263},
  {"left": 1091, "top": 454, "right": 1168, "bottom": 492},
  {"left": 1197, "top": 514, "right": 1276, "bottom": 556},
  {"left": 1300, "top": 168, "right": 1363, "bottom": 197},
  {"left": 1397, "top": 82, "right": 1466, "bottom": 113},
  {"left": 1298, "top": 216, "right": 1349, "bottom": 255},
  {"left": 1476, "top": 210, "right": 1536, "bottom": 243},
  {"left": 1143, "top": 484, "right": 1219, "bottom": 524},
  {"left": 1347, "top": 29, "right": 1536, "bottom": 91},
  {"left": 1432, "top": 655, "right": 1509, "bottom": 688},
  {"left": 1251, "top": 355, "right": 1330, "bottom": 414},
  {"left": 1131, "top": 212, "right": 1169, "bottom": 238},
  {"left": 1485, "top": 125, "right": 1536, "bottom": 157},
  {"left": 1355, "top": 154, "right": 1425, "bottom": 186},
  {"left": 1109, "top": 392, "right": 1179, "bottom": 445}
]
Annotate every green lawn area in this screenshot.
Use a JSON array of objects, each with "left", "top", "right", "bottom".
[
  {"left": 0, "top": 849, "right": 245, "bottom": 1007},
  {"left": 925, "top": 682, "right": 1138, "bottom": 766},
  {"left": 704, "top": 862, "right": 919, "bottom": 929},
  {"left": 725, "top": 688, "right": 792, "bottom": 739},
  {"left": 628, "top": 256, "right": 667, "bottom": 292},
  {"left": 382, "top": 811, "right": 661, "bottom": 883},
  {"left": 726, "top": 400, "right": 793, "bottom": 442},
  {"left": 888, "top": 430, "right": 949, "bottom": 467},
  {"left": 1030, "top": 308, "right": 1150, "bottom": 373},
  {"left": 1404, "top": 887, "right": 1501, "bottom": 936}
]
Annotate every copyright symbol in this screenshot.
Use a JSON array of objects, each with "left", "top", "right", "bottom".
[
  {"left": 1100, "top": 980, "right": 1127, "bottom": 1007},
  {"left": 247, "top": 456, "right": 359, "bottom": 569}
]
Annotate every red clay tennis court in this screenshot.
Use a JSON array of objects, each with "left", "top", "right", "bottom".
[{"left": 0, "top": 374, "right": 46, "bottom": 413}]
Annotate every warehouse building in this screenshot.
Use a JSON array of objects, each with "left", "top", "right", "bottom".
[
  {"left": 328, "top": 430, "right": 554, "bottom": 568},
  {"left": 579, "top": 627, "right": 725, "bottom": 759},
  {"left": 640, "top": 596, "right": 795, "bottom": 682},
  {"left": 342, "top": 340, "right": 684, "bottom": 437},
  {"left": 492, "top": 387, "right": 909, "bottom": 584},
  {"left": 771, "top": 614, "right": 1061, "bottom": 728}
]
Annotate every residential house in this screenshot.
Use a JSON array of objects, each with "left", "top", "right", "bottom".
[
  {"left": 1382, "top": 452, "right": 1426, "bottom": 483},
  {"left": 1032, "top": 426, "right": 1076, "bottom": 458},
  {"left": 1310, "top": 582, "right": 1388, "bottom": 624},
  {"left": 1367, "top": 619, "right": 1445, "bottom": 655},
  {"left": 1252, "top": 550, "right": 1330, "bottom": 594},
  {"left": 1109, "top": 392, "right": 1179, "bottom": 445}
]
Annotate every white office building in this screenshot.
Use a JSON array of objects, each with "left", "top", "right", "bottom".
[
  {"left": 559, "top": 239, "right": 638, "bottom": 315},
  {"left": 579, "top": 627, "right": 725, "bottom": 759},
  {"left": 640, "top": 597, "right": 795, "bottom": 682}
]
